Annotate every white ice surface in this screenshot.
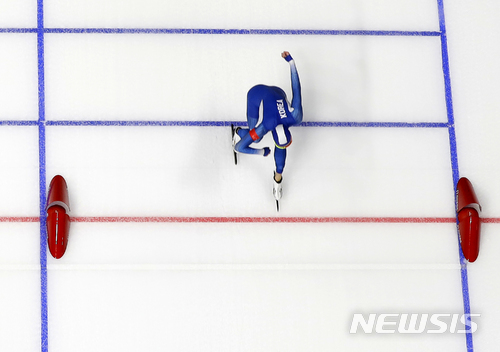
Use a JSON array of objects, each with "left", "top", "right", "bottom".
[
  {"left": 0, "top": 223, "right": 40, "bottom": 351},
  {"left": 48, "top": 222, "right": 464, "bottom": 352},
  {"left": 45, "top": 34, "right": 447, "bottom": 123},
  {"left": 46, "top": 126, "right": 454, "bottom": 217},
  {"left": 43, "top": 0, "right": 439, "bottom": 31},
  {"left": 0, "top": 127, "right": 39, "bottom": 215},
  {"left": 445, "top": 1, "right": 500, "bottom": 350},
  {"left": 0, "top": 0, "right": 36, "bottom": 28},
  {"left": 0, "top": 35, "right": 38, "bottom": 120},
  {"left": 0, "top": 0, "right": 499, "bottom": 351}
]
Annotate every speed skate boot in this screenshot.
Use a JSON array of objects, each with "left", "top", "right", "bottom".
[
  {"left": 231, "top": 124, "right": 241, "bottom": 151},
  {"left": 231, "top": 124, "right": 241, "bottom": 165},
  {"left": 272, "top": 173, "right": 282, "bottom": 201}
]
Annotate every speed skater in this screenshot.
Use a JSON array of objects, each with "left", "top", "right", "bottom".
[{"left": 232, "top": 51, "right": 303, "bottom": 202}]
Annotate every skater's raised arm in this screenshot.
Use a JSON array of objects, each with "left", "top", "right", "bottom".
[{"left": 282, "top": 51, "right": 303, "bottom": 125}]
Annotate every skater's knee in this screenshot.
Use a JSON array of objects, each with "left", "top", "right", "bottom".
[
  {"left": 234, "top": 135, "right": 252, "bottom": 153},
  {"left": 237, "top": 127, "right": 249, "bottom": 139}
]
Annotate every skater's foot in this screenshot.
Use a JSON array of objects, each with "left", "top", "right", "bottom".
[
  {"left": 232, "top": 125, "right": 241, "bottom": 151},
  {"left": 273, "top": 172, "right": 282, "bottom": 201}
]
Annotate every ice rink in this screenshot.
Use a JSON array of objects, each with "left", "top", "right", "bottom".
[{"left": 0, "top": 0, "right": 499, "bottom": 351}]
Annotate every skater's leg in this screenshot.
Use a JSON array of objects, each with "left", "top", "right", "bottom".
[
  {"left": 272, "top": 147, "right": 286, "bottom": 201},
  {"left": 235, "top": 124, "right": 270, "bottom": 156},
  {"left": 235, "top": 85, "right": 271, "bottom": 156},
  {"left": 237, "top": 128, "right": 249, "bottom": 139},
  {"left": 247, "top": 85, "right": 267, "bottom": 130},
  {"left": 274, "top": 147, "right": 287, "bottom": 176}
]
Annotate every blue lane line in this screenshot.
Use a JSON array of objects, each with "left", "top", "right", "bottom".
[
  {"left": 437, "top": 1, "right": 473, "bottom": 351},
  {"left": 37, "top": 0, "right": 48, "bottom": 351},
  {"left": 46, "top": 120, "right": 231, "bottom": 127},
  {"left": 0, "top": 120, "right": 38, "bottom": 126},
  {"left": 42, "top": 28, "right": 441, "bottom": 36},
  {"left": 300, "top": 121, "right": 449, "bottom": 128},
  {"left": 38, "top": 123, "right": 48, "bottom": 352},
  {"left": 0, "top": 28, "right": 37, "bottom": 33},
  {"left": 0, "top": 27, "right": 441, "bottom": 36},
  {"left": 45, "top": 120, "right": 449, "bottom": 128}
]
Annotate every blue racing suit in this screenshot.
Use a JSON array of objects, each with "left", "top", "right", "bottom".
[{"left": 234, "top": 55, "right": 302, "bottom": 174}]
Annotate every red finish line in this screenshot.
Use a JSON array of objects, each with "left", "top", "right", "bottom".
[
  {"left": 2, "top": 216, "right": 500, "bottom": 223},
  {"left": 69, "top": 216, "right": 457, "bottom": 223},
  {"left": 0, "top": 217, "right": 39, "bottom": 222}
]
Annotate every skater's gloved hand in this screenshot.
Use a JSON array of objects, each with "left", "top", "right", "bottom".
[
  {"left": 262, "top": 147, "right": 271, "bottom": 157},
  {"left": 281, "top": 51, "right": 293, "bottom": 62}
]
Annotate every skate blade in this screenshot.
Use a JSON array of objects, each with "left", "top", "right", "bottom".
[{"left": 231, "top": 124, "right": 238, "bottom": 165}]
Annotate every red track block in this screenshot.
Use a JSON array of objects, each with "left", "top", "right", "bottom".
[
  {"left": 456, "top": 177, "right": 481, "bottom": 262},
  {"left": 46, "top": 176, "right": 70, "bottom": 259},
  {"left": 47, "top": 175, "right": 70, "bottom": 212},
  {"left": 47, "top": 205, "right": 70, "bottom": 259}
]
